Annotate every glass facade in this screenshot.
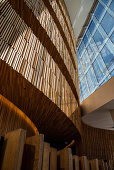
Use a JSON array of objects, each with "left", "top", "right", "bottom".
[{"left": 77, "top": 0, "right": 114, "bottom": 102}]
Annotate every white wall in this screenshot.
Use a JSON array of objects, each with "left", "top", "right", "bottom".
[{"left": 64, "top": 0, "right": 94, "bottom": 39}]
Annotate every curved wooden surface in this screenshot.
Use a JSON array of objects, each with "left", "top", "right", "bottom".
[
  {"left": 42, "top": 0, "right": 76, "bottom": 69},
  {"left": 82, "top": 123, "right": 114, "bottom": 160},
  {"left": 0, "top": 94, "right": 38, "bottom": 137},
  {"left": 0, "top": 59, "right": 81, "bottom": 149},
  {"left": 7, "top": 0, "right": 79, "bottom": 103}
]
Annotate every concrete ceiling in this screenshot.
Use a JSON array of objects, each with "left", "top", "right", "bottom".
[{"left": 64, "top": 0, "right": 94, "bottom": 39}]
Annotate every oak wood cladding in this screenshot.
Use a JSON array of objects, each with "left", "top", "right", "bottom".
[
  {"left": 1, "top": 129, "right": 26, "bottom": 170},
  {"left": 0, "top": 94, "right": 38, "bottom": 137},
  {"left": 0, "top": 59, "right": 81, "bottom": 149},
  {"left": 6, "top": 0, "right": 79, "bottom": 104},
  {"left": 70, "top": 109, "right": 114, "bottom": 161},
  {"left": 42, "top": 0, "right": 76, "bottom": 70},
  {"left": 21, "top": 134, "right": 44, "bottom": 170},
  {"left": 82, "top": 123, "right": 114, "bottom": 160},
  {"left": 1, "top": 0, "right": 79, "bottom": 116}
]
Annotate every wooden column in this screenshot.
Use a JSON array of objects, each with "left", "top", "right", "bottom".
[
  {"left": 79, "top": 156, "right": 89, "bottom": 170},
  {"left": 42, "top": 142, "right": 50, "bottom": 170},
  {"left": 21, "top": 134, "right": 44, "bottom": 170},
  {"left": 89, "top": 159, "right": 99, "bottom": 170},
  {"left": 1, "top": 129, "right": 26, "bottom": 170},
  {"left": 57, "top": 148, "right": 73, "bottom": 170},
  {"left": 72, "top": 155, "right": 79, "bottom": 170},
  {"left": 50, "top": 147, "right": 57, "bottom": 170},
  {"left": 0, "top": 130, "right": 1, "bottom": 138},
  {"left": 98, "top": 160, "right": 105, "bottom": 170}
]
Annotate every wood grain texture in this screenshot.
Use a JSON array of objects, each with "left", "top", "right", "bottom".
[
  {"left": 82, "top": 123, "right": 114, "bottom": 160},
  {"left": 21, "top": 134, "right": 44, "bottom": 170},
  {"left": 1, "top": 129, "right": 26, "bottom": 170},
  {"left": 89, "top": 159, "right": 99, "bottom": 170},
  {"left": 0, "top": 59, "right": 81, "bottom": 149},
  {"left": 1, "top": 0, "right": 79, "bottom": 116},
  {"left": 79, "top": 156, "right": 89, "bottom": 170},
  {"left": 50, "top": 147, "right": 57, "bottom": 170},
  {"left": 0, "top": 94, "right": 38, "bottom": 137},
  {"left": 72, "top": 155, "right": 79, "bottom": 170},
  {"left": 57, "top": 148, "right": 73, "bottom": 170},
  {"left": 42, "top": 142, "right": 50, "bottom": 170},
  {"left": 6, "top": 0, "right": 79, "bottom": 103}
]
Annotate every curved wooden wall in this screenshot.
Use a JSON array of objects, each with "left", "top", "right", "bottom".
[
  {"left": 0, "top": 94, "right": 38, "bottom": 137},
  {"left": 0, "top": 0, "right": 79, "bottom": 117},
  {"left": 0, "top": 59, "right": 81, "bottom": 149},
  {"left": 70, "top": 109, "right": 114, "bottom": 160},
  {"left": 81, "top": 123, "right": 114, "bottom": 160}
]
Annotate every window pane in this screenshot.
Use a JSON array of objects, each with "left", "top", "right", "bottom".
[
  {"left": 82, "top": 50, "right": 90, "bottom": 71},
  {"left": 97, "top": 25, "right": 107, "bottom": 40},
  {"left": 78, "top": 41, "right": 85, "bottom": 56},
  {"left": 80, "top": 77, "right": 90, "bottom": 99},
  {"left": 90, "top": 38, "right": 98, "bottom": 54},
  {"left": 101, "top": 12, "right": 114, "bottom": 34},
  {"left": 83, "top": 34, "right": 88, "bottom": 46},
  {"left": 109, "top": 0, "right": 114, "bottom": 12},
  {"left": 86, "top": 67, "right": 98, "bottom": 92},
  {"left": 92, "top": 56, "right": 107, "bottom": 83},
  {"left": 100, "top": 40, "right": 114, "bottom": 72},
  {"left": 110, "top": 69, "right": 114, "bottom": 77},
  {"left": 110, "top": 31, "right": 114, "bottom": 43},
  {"left": 86, "top": 29, "right": 91, "bottom": 38},
  {"left": 94, "top": 3, "right": 104, "bottom": 20},
  {"left": 78, "top": 61, "right": 84, "bottom": 78},
  {"left": 89, "top": 20, "right": 96, "bottom": 34},
  {"left": 101, "top": 0, "right": 109, "bottom": 5},
  {"left": 93, "top": 29, "right": 104, "bottom": 49}
]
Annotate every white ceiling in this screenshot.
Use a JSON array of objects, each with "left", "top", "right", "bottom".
[
  {"left": 82, "top": 100, "right": 114, "bottom": 130},
  {"left": 64, "top": 0, "right": 94, "bottom": 39}
]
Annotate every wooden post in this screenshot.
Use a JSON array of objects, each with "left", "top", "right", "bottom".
[
  {"left": 50, "top": 147, "right": 57, "bottom": 170},
  {"left": 57, "top": 148, "right": 73, "bottom": 170},
  {"left": 72, "top": 155, "right": 79, "bottom": 170},
  {"left": 21, "top": 134, "right": 44, "bottom": 170},
  {"left": 89, "top": 159, "right": 99, "bottom": 170},
  {"left": 79, "top": 156, "right": 89, "bottom": 170},
  {"left": 42, "top": 142, "right": 50, "bottom": 170},
  {"left": 1, "top": 129, "right": 26, "bottom": 170},
  {"left": 98, "top": 160, "right": 105, "bottom": 170}
]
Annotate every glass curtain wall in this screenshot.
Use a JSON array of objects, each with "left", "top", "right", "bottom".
[{"left": 77, "top": 0, "right": 114, "bottom": 102}]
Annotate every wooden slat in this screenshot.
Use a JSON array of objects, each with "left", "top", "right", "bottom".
[
  {"left": 1, "top": 129, "right": 26, "bottom": 170},
  {"left": 21, "top": 134, "right": 44, "bottom": 170},
  {"left": 72, "top": 155, "right": 79, "bottom": 170},
  {"left": 42, "top": 142, "right": 50, "bottom": 170},
  {"left": 89, "top": 159, "right": 99, "bottom": 170},
  {"left": 57, "top": 148, "right": 73, "bottom": 170},
  {"left": 98, "top": 160, "right": 105, "bottom": 170},
  {"left": 50, "top": 147, "right": 57, "bottom": 170},
  {"left": 79, "top": 156, "right": 89, "bottom": 170}
]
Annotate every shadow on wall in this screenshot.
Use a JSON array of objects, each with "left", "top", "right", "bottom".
[{"left": 0, "top": 0, "right": 47, "bottom": 77}]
